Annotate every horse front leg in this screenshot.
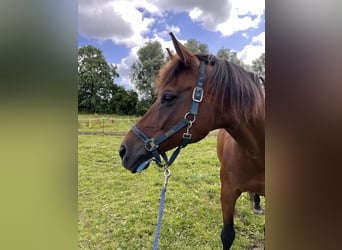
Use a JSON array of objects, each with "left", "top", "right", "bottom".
[
  {"left": 220, "top": 170, "right": 241, "bottom": 250},
  {"left": 221, "top": 217, "right": 235, "bottom": 250}
]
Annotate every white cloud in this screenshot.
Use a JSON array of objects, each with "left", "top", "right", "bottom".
[
  {"left": 252, "top": 32, "right": 265, "bottom": 45},
  {"left": 234, "top": 0, "right": 265, "bottom": 16},
  {"left": 78, "top": 0, "right": 154, "bottom": 46},
  {"left": 157, "top": 0, "right": 263, "bottom": 36},
  {"left": 242, "top": 32, "right": 249, "bottom": 39},
  {"left": 157, "top": 25, "right": 181, "bottom": 40},
  {"left": 79, "top": 0, "right": 265, "bottom": 47},
  {"left": 179, "top": 0, "right": 233, "bottom": 30},
  {"left": 216, "top": 0, "right": 264, "bottom": 36},
  {"left": 78, "top": 0, "right": 265, "bottom": 86},
  {"left": 238, "top": 32, "right": 265, "bottom": 65},
  {"left": 115, "top": 46, "right": 140, "bottom": 89}
]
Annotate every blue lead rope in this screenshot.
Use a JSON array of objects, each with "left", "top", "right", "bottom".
[
  {"left": 152, "top": 186, "right": 166, "bottom": 250},
  {"left": 152, "top": 168, "right": 170, "bottom": 250}
]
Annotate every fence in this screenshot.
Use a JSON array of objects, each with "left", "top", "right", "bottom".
[{"left": 78, "top": 117, "right": 139, "bottom": 136}]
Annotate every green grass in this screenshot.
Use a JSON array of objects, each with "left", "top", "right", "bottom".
[{"left": 78, "top": 118, "right": 265, "bottom": 250}]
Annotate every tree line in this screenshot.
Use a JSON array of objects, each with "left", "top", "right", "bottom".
[{"left": 78, "top": 40, "right": 265, "bottom": 115}]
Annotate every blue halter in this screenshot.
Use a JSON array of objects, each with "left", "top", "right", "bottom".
[{"left": 131, "top": 60, "right": 206, "bottom": 172}]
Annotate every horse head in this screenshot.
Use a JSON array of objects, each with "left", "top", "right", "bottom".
[{"left": 119, "top": 33, "right": 220, "bottom": 173}]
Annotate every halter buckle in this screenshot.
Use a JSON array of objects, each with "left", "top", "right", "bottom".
[
  {"left": 192, "top": 87, "right": 203, "bottom": 102},
  {"left": 145, "top": 139, "right": 158, "bottom": 152}
]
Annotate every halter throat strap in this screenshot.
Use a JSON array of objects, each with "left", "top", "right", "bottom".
[{"left": 131, "top": 60, "right": 206, "bottom": 172}]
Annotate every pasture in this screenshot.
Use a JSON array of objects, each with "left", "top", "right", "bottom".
[{"left": 78, "top": 115, "right": 265, "bottom": 249}]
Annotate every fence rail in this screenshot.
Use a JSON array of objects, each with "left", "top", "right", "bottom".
[{"left": 78, "top": 116, "right": 219, "bottom": 137}]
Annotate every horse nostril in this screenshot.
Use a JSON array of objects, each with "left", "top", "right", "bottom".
[{"left": 119, "top": 145, "right": 126, "bottom": 159}]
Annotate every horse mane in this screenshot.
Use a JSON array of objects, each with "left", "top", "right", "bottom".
[{"left": 156, "top": 53, "right": 265, "bottom": 125}]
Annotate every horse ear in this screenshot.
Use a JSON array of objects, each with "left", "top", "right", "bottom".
[
  {"left": 169, "top": 32, "right": 195, "bottom": 65},
  {"left": 166, "top": 48, "right": 174, "bottom": 59}
]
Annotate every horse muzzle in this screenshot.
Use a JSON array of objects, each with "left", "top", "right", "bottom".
[{"left": 119, "top": 143, "right": 152, "bottom": 173}]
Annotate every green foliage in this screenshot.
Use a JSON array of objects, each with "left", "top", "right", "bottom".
[
  {"left": 135, "top": 98, "right": 153, "bottom": 116},
  {"left": 184, "top": 39, "right": 209, "bottom": 53},
  {"left": 252, "top": 53, "right": 265, "bottom": 80},
  {"left": 78, "top": 45, "right": 139, "bottom": 115},
  {"left": 78, "top": 45, "right": 115, "bottom": 113},
  {"left": 216, "top": 47, "right": 242, "bottom": 65},
  {"left": 78, "top": 126, "right": 265, "bottom": 249},
  {"left": 131, "top": 41, "right": 165, "bottom": 114},
  {"left": 109, "top": 85, "right": 138, "bottom": 115}
]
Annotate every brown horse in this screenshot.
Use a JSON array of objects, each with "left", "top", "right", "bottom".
[{"left": 119, "top": 33, "right": 265, "bottom": 249}]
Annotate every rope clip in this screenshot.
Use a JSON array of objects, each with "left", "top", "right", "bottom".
[{"left": 163, "top": 166, "right": 171, "bottom": 188}]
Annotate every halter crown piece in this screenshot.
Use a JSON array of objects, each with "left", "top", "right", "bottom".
[{"left": 131, "top": 60, "right": 206, "bottom": 173}]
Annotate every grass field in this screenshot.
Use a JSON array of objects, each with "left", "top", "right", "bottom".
[{"left": 78, "top": 115, "right": 265, "bottom": 249}]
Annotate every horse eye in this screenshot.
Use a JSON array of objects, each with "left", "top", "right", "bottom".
[{"left": 161, "top": 94, "right": 176, "bottom": 104}]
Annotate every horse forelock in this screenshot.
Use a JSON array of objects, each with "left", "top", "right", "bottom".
[{"left": 155, "top": 55, "right": 198, "bottom": 93}]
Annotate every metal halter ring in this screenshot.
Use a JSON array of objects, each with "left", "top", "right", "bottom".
[{"left": 184, "top": 112, "right": 196, "bottom": 124}]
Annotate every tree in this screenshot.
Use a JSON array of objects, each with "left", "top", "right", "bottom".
[
  {"left": 252, "top": 53, "right": 265, "bottom": 79},
  {"left": 184, "top": 39, "right": 208, "bottom": 53},
  {"left": 109, "top": 85, "right": 138, "bottom": 115},
  {"left": 216, "top": 47, "right": 242, "bottom": 65},
  {"left": 78, "top": 45, "right": 120, "bottom": 113},
  {"left": 130, "top": 40, "right": 165, "bottom": 114}
]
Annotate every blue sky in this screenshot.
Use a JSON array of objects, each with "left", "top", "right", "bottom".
[{"left": 78, "top": 0, "right": 265, "bottom": 89}]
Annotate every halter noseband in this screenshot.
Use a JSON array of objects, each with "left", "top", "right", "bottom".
[{"left": 131, "top": 60, "right": 206, "bottom": 172}]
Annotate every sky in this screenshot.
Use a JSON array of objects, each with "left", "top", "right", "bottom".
[{"left": 78, "top": 0, "right": 265, "bottom": 89}]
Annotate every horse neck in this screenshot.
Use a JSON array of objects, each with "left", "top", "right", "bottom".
[{"left": 225, "top": 116, "right": 265, "bottom": 159}]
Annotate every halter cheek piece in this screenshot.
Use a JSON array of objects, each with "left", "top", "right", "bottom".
[{"left": 131, "top": 60, "right": 206, "bottom": 172}]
